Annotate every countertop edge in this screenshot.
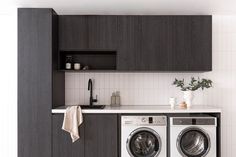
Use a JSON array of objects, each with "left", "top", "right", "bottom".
[{"left": 51, "top": 105, "right": 222, "bottom": 114}]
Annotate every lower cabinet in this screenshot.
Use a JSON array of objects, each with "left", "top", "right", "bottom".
[
  {"left": 52, "top": 114, "right": 118, "bottom": 157},
  {"left": 52, "top": 115, "right": 85, "bottom": 157},
  {"left": 84, "top": 114, "right": 118, "bottom": 157}
]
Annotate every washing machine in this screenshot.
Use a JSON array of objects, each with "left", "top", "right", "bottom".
[
  {"left": 170, "top": 117, "right": 217, "bottom": 157},
  {"left": 121, "top": 115, "right": 167, "bottom": 157}
]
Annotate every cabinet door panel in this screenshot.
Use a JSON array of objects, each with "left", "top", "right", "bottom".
[
  {"left": 59, "top": 16, "right": 88, "bottom": 50},
  {"left": 84, "top": 114, "right": 118, "bottom": 157},
  {"left": 117, "top": 16, "right": 141, "bottom": 70},
  {"left": 18, "top": 8, "right": 53, "bottom": 157},
  {"left": 140, "top": 16, "right": 212, "bottom": 71},
  {"left": 170, "top": 16, "right": 212, "bottom": 71},
  {"left": 52, "top": 115, "right": 85, "bottom": 157},
  {"left": 170, "top": 16, "right": 193, "bottom": 71},
  {"left": 140, "top": 16, "right": 172, "bottom": 70},
  {"left": 190, "top": 16, "right": 212, "bottom": 71},
  {"left": 88, "top": 16, "right": 118, "bottom": 49}
]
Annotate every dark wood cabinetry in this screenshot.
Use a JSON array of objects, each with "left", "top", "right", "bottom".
[
  {"left": 84, "top": 114, "right": 118, "bottom": 157},
  {"left": 117, "top": 16, "right": 141, "bottom": 70},
  {"left": 59, "top": 16, "right": 119, "bottom": 71},
  {"left": 139, "top": 16, "right": 172, "bottom": 70},
  {"left": 88, "top": 16, "right": 118, "bottom": 49},
  {"left": 18, "top": 8, "right": 214, "bottom": 157},
  {"left": 52, "top": 115, "right": 85, "bottom": 157},
  {"left": 59, "top": 16, "right": 88, "bottom": 50},
  {"left": 58, "top": 15, "right": 212, "bottom": 71},
  {"left": 59, "top": 15, "right": 118, "bottom": 50},
  {"left": 18, "top": 8, "right": 64, "bottom": 157},
  {"left": 140, "top": 16, "right": 212, "bottom": 71},
  {"left": 52, "top": 114, "right": 118, "bottom": 157}
]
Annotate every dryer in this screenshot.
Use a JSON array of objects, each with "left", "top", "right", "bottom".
[
  {"left": 170, "top": 117, "right": 217, "bottom": 157},
  {"left": 121, "top": 115, "right": 167, "bottom": 157}
]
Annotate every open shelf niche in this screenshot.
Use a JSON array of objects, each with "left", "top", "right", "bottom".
[{"left": 59, "top": 50, "right": 117, "bottom": 71}]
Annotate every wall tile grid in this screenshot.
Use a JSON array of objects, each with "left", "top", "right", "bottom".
[{"left": 65, "top": 16, "right": 236, "bottom": 156}]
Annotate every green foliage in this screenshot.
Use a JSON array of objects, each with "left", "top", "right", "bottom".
[{"left": 172, "top": 77, "right": 213, "bottom": 91}]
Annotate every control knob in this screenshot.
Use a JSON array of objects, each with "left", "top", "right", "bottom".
[{"left": 141, "top": 117, "right": 147, "bottom": 123}]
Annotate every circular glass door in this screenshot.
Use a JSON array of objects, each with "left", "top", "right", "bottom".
[
  {"left": 126, "top": 127, "right": 161, "bottom": 157},
  {"left": 177, "top": 127, "right": 211, "bottom": 157}
]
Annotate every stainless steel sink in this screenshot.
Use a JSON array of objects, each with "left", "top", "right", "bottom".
[{"left": 80, "top": 105, "right": 105, "bottom": 109}]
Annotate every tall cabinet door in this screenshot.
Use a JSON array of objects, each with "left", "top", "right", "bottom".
[
  {"left": 18, "top": 8, "right": 54, "bottom": 157},
  {"left": 84, "top": 114, "right": 118, "bottom": 157},
  {"left": 52, "top": 115, "right": 85, "bottom": 157},
  {"left": 117, "top": 16, "right": 142, "bottom": 70},
  {"left": 139, "top": 16, "right": 172, "bottom": 70},
  {"left": 187, "top": 16, "right": 212, "bottom": 71}
]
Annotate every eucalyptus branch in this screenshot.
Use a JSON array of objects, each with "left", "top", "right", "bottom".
[{"left": 172, "top": 77, "right": 213, "bottom": 91}]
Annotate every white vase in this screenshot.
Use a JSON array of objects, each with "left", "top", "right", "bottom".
[{"left": 183, "top": 91, "right": 194, "bottom": 108}]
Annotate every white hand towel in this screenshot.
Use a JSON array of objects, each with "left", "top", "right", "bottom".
[{"left": 62, "top": 106, "right": 83, "bottom": 143}]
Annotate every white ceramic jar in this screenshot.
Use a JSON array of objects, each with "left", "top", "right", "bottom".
[{"left": 74, "top": 63, "right": 81, "bottom": 70}]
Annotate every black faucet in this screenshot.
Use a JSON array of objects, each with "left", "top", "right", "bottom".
[{"left": 88, "top": 79, "right": 97, "bottom": 106}]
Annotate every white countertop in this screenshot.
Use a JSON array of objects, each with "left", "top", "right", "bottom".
[{"left": 52, "top": 105, "right": 221, "bottom": 114}]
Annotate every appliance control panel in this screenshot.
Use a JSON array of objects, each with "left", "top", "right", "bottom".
[
  {"left": 122, "top": 116, "right": 167, "bottom": 126},
  {"left": 170, "top": 117, "right": 217, "bottom": 126}
]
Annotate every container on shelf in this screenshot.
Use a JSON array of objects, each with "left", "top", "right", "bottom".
[{"left": 65, "top": 55, "right": 72, "bottom": 70}]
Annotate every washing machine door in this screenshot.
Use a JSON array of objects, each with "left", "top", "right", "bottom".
[
  {"left": 177, "top": 127, "right": 211, "bottom": 157},
  {"left": 126, "top": 127, "right": 162, "bottom": 157}
]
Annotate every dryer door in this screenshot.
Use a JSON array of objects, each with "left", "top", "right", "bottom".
[
  {"left": 177, "top": 127, "right": 211, "bottom": 157},
  {"left": 126, "top": 127, "right": 161, "bottom": 157}
]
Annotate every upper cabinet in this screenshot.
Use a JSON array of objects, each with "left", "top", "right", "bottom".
[
  {"left": 59, "top": 15, "right": 118, "bottom": 50},
  {"left": 88, "top": 16, "right": 118, "bottom": 49},
  {"left": 140, "top": 16, "right": 212, "bottom": 71},
  {"left": 59, "top": 16, "right": 88, "bottom": 50},
  {"left": 58, "top": 15, "right": 212, "bottom": 72},
  {"left": 138, "top": 16, "right": 173, "bottom": 71},
  {"left": 117, "top": 16, "right": 142, "bottom": 70}
]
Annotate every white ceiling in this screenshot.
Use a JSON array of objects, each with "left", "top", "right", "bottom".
[{"left": 4, "top": 0, "right": 236, "bottom": 15}]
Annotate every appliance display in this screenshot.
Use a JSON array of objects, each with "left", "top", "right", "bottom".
[
  {"left": 121, "top": 115, "right": 167, "bottom": 157},
  {"left": 170, "top": 117, "right": 217, "bottom": 157}
]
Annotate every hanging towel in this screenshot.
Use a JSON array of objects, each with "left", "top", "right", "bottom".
[{"left": 62, "top": 106, "right": 83, "bottom": 143}]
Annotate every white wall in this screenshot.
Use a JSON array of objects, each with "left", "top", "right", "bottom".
[
  {"left": 0, "top": 7, "right": 17, "bottom": 157},
  {"left": 15, "top": 0, "right": 236, "bottom": 15},
  {"left": 65, "top": 15, "right": 236, "bottom": 156},
  {"left": 65, "top": 73, "right": 207, "bottom": 105},
  {"left": 210, "top": 16, "right": 236, "bottom": 156}
]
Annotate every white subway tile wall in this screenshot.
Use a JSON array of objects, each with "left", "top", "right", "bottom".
[
  {"left": 65, "top": 72, "right": 205, "bottom": 105},
  {"left": 65, "top": 16, "right": 236, "bottom": 156}
]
